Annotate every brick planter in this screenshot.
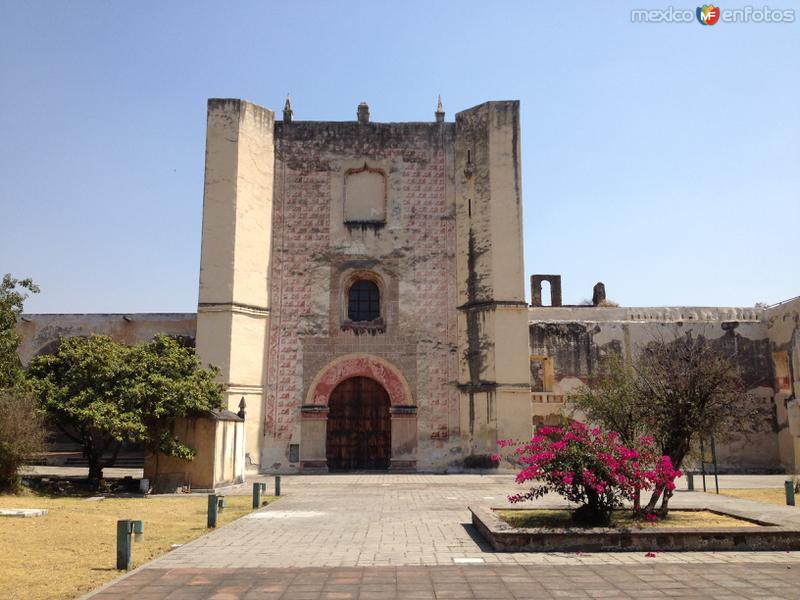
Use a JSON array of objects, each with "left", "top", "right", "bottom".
[{"left": 470, "top": 505, "right": 800, "bottom": 552}]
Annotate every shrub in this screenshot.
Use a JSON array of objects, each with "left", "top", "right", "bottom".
[
  {"left": 0, "top": 389, "right": 47, "bottom": 492},
  {"left": 496, "top": 422, "right": 681, "bottom": 525}
]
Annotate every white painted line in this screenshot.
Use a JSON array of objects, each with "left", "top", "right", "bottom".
[
  {"left": 446, "top": 496, "right": 457, "bottom": 500},
  {"left": 246, "top": 510, "right": 325, "bottom": 519},
  {"left": 453, "top": 557, "right": 485, "bottom": 564},
  {"left": 482, "top": 496, "right": 495, "bottom": 499}
]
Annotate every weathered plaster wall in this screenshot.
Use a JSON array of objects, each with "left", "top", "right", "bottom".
[
  {"left": 263, "top": 118, "right": 461, "bottom": 471},
  {"left": 16, "top": 313, "right": 197, "bottom": 365},
  {"left": 767, "top": 297, "right": 800, "bottom": 471},
  {"left": 454, "top": 102, "right": 532, "bottom": 463},
  {"left": 195, "top": 99, "right": 274, "bottom": 469},
  {"left": 528, "top": 306, "right": 783, "bottom": 472}
]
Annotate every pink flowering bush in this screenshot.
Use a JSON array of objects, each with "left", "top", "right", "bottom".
[{"left": 494, "top": 421, "right": 681, "bottom": 526}]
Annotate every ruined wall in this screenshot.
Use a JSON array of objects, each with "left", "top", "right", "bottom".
[
  {"left": 528, "top": 306, "right": 784, "bottom": 472},
  {"left": 263, "top": 119, "right": 461, "bottom": 471},
  {"left": 16, "top": 313, "right": 197, "bottom": 365},
  {"left": 767, "top": 297, "right": 800, "bottom": 471}
]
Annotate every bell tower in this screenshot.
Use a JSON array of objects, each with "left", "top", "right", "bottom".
[
  {"left": 195, "top": 99, "right": 275, "bottom": 468},
  {"left": 454, "top": 101, "right": 531, "bottom": 457}
]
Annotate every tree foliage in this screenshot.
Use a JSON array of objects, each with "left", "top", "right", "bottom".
[
  {"left": 0, "top": 389, "right": 47, "bottom": 491},
  {"left": 635, "top": 332, "right": 757, "bottom": 512},
  {"left": 0, "top": 273, "right": 46, "bottom": 491},
  {"left": 27, "top": 335, "right": 136, "bottom": 481},
  {"left": 500, "top": 423, "right": 680, "bottom": 526},
  {"left": 570, "top": 352, "right": 647, "bottom": 448},
  {"left": 27, "top": 334, "right": 223, "bottom": 482},
  {"left": 0, "top": 274, "right": 39, "bottom": 389},
  {"left": 126, "top": 334, "right": 224, "bottom": 462},
  {"left": 570, "top": 330, "right": 756, "bottom": 514}
]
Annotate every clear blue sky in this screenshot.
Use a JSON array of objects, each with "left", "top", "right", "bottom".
[{"left": 1, "top": 1, "right": 798, "bottom": 313}]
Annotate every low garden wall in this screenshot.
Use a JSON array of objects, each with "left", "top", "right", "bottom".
[{"left": 470, "top": 505, "right": 800, "bottom": 552}]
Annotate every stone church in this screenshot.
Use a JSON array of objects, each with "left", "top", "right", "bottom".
[{"left": 16, "top": 98, "right": 800, "bottom": 485}]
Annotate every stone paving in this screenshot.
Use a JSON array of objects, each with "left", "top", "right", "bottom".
[
  {"left": 86, "top": 474, "right": 800, "bottom": 599},
  {"left": 88, "top": 563, "right": 800, "bottom": 599}
]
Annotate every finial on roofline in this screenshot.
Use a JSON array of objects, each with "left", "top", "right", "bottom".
[
  {"left": 435, "top": 95, "right": 445, "bottom": 123},
  {"left": 283, "top": 94, "right": 293, "bottom": 123},
  {"left": 357, "top": 101, "right": 370, "bottom": 124}
]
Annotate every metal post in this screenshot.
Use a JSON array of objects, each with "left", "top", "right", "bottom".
[
  {"left": 207, "top": 494, "right": 218, "bottom": 528},
  {"left": 786, "top": 480, "right": 796, "bottom": 506},
  {"left": 710, "top": 436, "right": 720, "bottom": 494},
  {"left": 275, "top": 475, "right": 281, "bottom": 497},
  {"left": 700, "top": 439, "right": 707, "bottom": 492},
  {"left": 687, "top": 472, "right": 694, "bottom": 491},
  {"left": 116, "top": 519, "right": 132, "bottom": 570},
  {"left": 253, "top": 482, "right": 267, "bottom": 509}
]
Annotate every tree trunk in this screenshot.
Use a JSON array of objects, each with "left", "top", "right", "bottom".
[
  {"left": 644, "top": 488, "right": 661, "bottom": 513},
  {"left": 86, "top": 439, "right": 121, "bottom": 488},
  {"left": 87, "top": 455, "right": 104, "bottom": 484},
  {"left": 657, "top": 488, "right": 674, "bottom": 516},
  {"left": 84, "top": 431, "right": 102, "bottom": 486},
  {"left": 573, "top": 490, "right": 611, "bottom": 526}
]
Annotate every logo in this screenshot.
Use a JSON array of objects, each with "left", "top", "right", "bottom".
[{"left": 697, "top": 4, "right": 721, "bottom": 25}]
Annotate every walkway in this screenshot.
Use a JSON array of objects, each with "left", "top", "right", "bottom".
[{"left": 86, "top": 474, "right": 800, "bottom": 599}]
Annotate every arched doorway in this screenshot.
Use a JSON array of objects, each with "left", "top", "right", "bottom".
[{"left": 326, "top": 377, "right": 391, "bottom": 471}]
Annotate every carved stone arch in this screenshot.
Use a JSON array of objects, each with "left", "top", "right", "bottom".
[
  {"left": 305, "top": 353, "right": 413, "bottom": 408},
  {"left": 300, "top": 354, "right": 417, "bottom": 472}
]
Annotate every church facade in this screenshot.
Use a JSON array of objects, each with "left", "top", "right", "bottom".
[
  {"left": 193, "top": 98, "right": 530, "bottom": 473},
  {"left": 16, "top": 98, "right": 800, "bottom": 479}
]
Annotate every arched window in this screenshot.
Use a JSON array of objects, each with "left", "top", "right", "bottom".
[{"left": 348, "top": 280, "right": 380, "bottom": 322}]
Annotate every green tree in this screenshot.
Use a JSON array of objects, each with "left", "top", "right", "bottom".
[
  {"left": 27, "top": 334, "right": 223, "bottom": 483},
  {"left": 570, "top": 352, "right": 647, "bottom": 448},
  {"left": 0, "top": 274, "right": 46, "bottom": 491},
  {"left": 569, "top": 331, "right": 755, "bottom": 516},
  {"left": 0, "top": 274, "right": 39, "bottom": 388},
  {"left": 126, "top": 334, "right": 223, "bottom": 483},
  {"left": 27, "top": 335, "right": 136, "bottom": 481}
]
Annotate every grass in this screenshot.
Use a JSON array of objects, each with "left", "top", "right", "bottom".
[
  {"left": 495, "top": 508, "right": 757, "bottom": 529},
  {"left": 0, "top": 491, "right": 278, "bottom": 600},
  {"left": 714, "top": 488, "right": 792, "bottom": 506}
]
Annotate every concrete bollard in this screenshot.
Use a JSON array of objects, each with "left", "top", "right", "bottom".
[
  {"left": 687, "top": 472, "right": 694, "bottom": 491},
  {"left": 786, "top": 480, "right": 795, "bottom": 506},
  {"left": 275, "top": 475, "right": 281, "bottom": 497}
]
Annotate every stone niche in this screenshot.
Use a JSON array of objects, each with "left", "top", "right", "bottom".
[{"left": 344, "top": 163, "right": 386, "bottom": 224}]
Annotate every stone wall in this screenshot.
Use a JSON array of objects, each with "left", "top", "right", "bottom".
[
  {"left": 262, "top": 119, "right": 461, "bottom": 471},
  {"left": 767, "top": 297, "right": 800, "bottom": 470},
  {"left": 16, "top": 313, "right": 197, "bottom": 365},
  {"left": 528, "top": 305, "right": 785, "bottom": 472}
]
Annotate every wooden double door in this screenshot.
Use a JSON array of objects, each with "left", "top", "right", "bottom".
[{"left": 326, "top": 377, "right": 391, "bottom": 471}]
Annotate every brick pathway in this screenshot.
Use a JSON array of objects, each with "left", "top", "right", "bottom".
[
  {"left": 85, "top": 474, "right": 800, "bottom": 599},
  {"left": 87, "top": 564, "right": 800, "bottom": 599}
]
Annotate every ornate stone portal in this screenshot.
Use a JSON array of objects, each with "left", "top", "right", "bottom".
[{"left": 300, "top": 354, "right": 417, "bottom": 471}]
